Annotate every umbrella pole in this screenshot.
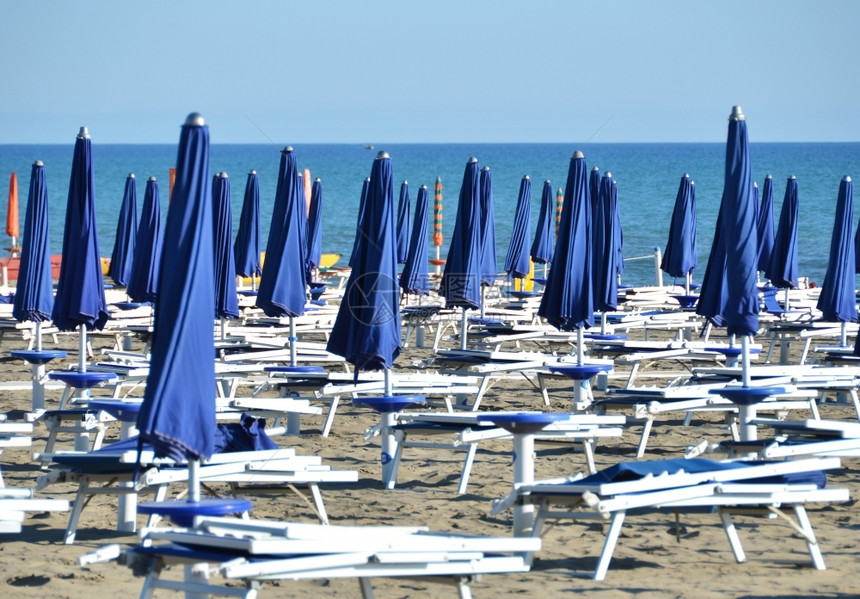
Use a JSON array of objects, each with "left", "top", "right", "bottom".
[
  {"left": 573, "top": 327, "right": 587, "bottom": 408},
  {"left": 784, "top": 287, "right": 790, "bottom": 312},
  {"left": 220, "top": 317, "right": 227, "bottom": 341},
  {"left": 685, "top": 272, "right": 691, "bottom": 295},
  {"left": 32, "top": 321, "right": 45, "bottom": 411},
  {"left": 289, "top": 316, "right": 297, "bottom": 366},
  {"left": 841, "top": 321, "right": 848, "bottom": 347},
  {"left": 382, "top": 369, "right": 397, "bottom": 489},
  {"left": 78, "top": 325, "right": 87, "bottom": 373},
  {"left": 460, "top": 308, "right": 468, "bottom": 350},
  {"left": 738, "top": 335, "right": 757, "bottom": 442}
]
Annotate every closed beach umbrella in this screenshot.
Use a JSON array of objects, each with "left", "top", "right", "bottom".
[
  {"left": 212, "top": 172, "right": 239, "bottom": 322},
  {"left": 348, "top": 178, "right": 370, "bottom": 269},
  {"left": 538, "top": 150, "right": 593, "bottom": 332},
  {"left": 327, "top": 151, "right": 400, "bottom": 372},
  {"left": 661, "top": 173, "right": 697, "bottom": 286},
  {"left": 108, "top": 174, "right": 138, "bottom": 287},
  {"left": 503, "top": 175, "right": 532, "bottom": 280},
  {"left": 440, "top": 157, "right": 482, "bottom": 311},
  {"left": 612, "top": 180, "right": 624, "bottom": 280},
  {"left": 530, "top": 179, "right": 554, "bottom": 266},
  {"left": 433, "top": 176, "right": 443, "bottom": 259},
  {"left": 589, "top": 167, "right": 600, "bottom": 218},
  {"left": 395, "top": 181, "right": 411, "bottom": 264},
  {"left": 817, "top": 176, "right": 856, "bottom": 331},
  {"left": 766, "top": 175, "right": 800, "bottom": 289},
  {"left": 757, "top": 175, "right": 775, "bottom": 273},
  {"left": 555, "top": 186, "right": 563, "bottom": 238},
  {"left": 400, "top": 184, "right": 430, "bottom": 296},
  {"left": 305, "top": 178, "right": 323, "bottom": 276},
  {"left": 233, "top": 170, "right": 261, "bottom": 282},
  {"left": 7, "top": 172, "right": 19, "bottom": 250},
  {"left": 695, "top": 201, "right": 728, "bottom": 328},
  {"left": 478, "top": 166, "right": 497, "bottom": 286},
  {"left": 127, "top": 176, "right": 162, "bottom": 304},
  {"left": 52, "top": 127, "right": 109, "bottom": 369},
  {"left": 13, "top": 161, "right": 53, "bottom": 323},
  {"left": 136, "top": 112, "right": 216, "bottom": 464},
  {"left": 256, "top": 147, "right": 308, "bottom": 319},
  {"left": 593, "top": 172, "right": 620, "bottom": 313}
]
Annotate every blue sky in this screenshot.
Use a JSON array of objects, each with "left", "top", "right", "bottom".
[{"left": 2, "top": 0, "right": 857, "bottom": 144}]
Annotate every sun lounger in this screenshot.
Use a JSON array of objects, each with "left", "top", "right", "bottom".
[
  {"left": 100, "top": 516, "right": 540, "bottom": 598},
  {"left": 491, "top": 456, "right": 848, "bottom": 580}
]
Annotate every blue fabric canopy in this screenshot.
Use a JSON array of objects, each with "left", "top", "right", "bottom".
[
  {"left": 478, "top": 166, "right": 497, "bottom": 286},
  {"left": 612, "top": 179, "right": 624, "bottom": 279},
  {"left": 305, "top": 178, "right": 323, "bottom": 275},
  {"left": 51, "top": 127, "right": 109, "bottom": 332},
  {"left": 530, "top": 179, "right": 554, "bottom": 265},
  {"left": 538, "top": 151, "right": 593, "bottom": 331},
  {"left": 503, "top": 175, "right": 532, "bottom": 279},
  {"left": 816, "top": 176, "right": 856, "bottom": 323},
  {"left": 212, "top": 172, "right": 239, "bottom": 320},
  {"left": 108, "top": 174, "right": 138, "bottom": 287},
  {"left": 661, "top": 173, "right": 697, "bottom": 279},
  {"left": 12, "top": 161, "right": 53, "bottom": 322},
  {"left": 234, "top": 170, "right": 261, "bottom": 279},
  {"left": 400, "top": 184, "right": 430, "bottom": 295},
  {"left": 766, "top": 176, "right": 800, "bottom": 289},
  {"left": 695, "top": 202, "right": 728, "bottom": 327},
  {"left": 349, "top": 178, "right": 370, "bottom": 269},
  {"left": 593, "top": 172, "right": 620, "bottom": 312},
  {"left": 256, "top": 147, "right": 308, "bottom": 318},
  {"left": 127, "top": 177, "right": 162, "bottom": 304},
  {"left": 757, "top": 175, "right": 775, "bottom": 273},
  {"left": 439, "top": 158, "right": 482, "bottom": 309},
  {"left": 395, "top": 181, "right": 411, "bottom": 264},
  {"left": 136, "top": 113, "right": 216, "bottom": 463},
  {"left": 327, "top": 152, "right": 401, "bottom": 371},
  {"left": 720, "top": 106, "right": 759, "bottom": 339}
]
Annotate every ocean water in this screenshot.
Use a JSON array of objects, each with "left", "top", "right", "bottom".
[{"left": 1, "top": 141, "right": 859, "bottom": 287}]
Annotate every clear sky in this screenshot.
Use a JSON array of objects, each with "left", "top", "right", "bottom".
[{"left": 2, "top": 0, "right": 858, "bottom": 144}]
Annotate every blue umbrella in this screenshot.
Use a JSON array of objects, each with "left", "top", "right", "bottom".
[
  {"left": 503, "top": 175, "right": 532, "bottom": 281},
  {"left": 212, "top": 172, "right": 239, "bottom": 327},
  {"left": 395, "top": 181, "right": 411, "bottom": 264},
  {"left": 660, "top": 173, "right": 697, "bottom": 290},
  {"left": 816, "top": 176, "right": 856, "bottom": 343},
  {"left": 400, "top": 184, "right": 430, "bottom": 296},
  {"left": 348, "top": 178, "right": 370, "bottom": 269},
  {"left": 538, "top": 150, "right": 593, "bottom": 334},
  {"left": 589, "top": 166, "right": 600, "bottom": 217},
  {"left": 256, "top": 147, "right": 308, "bottom": 320},
  {"left": 108, "top": 174, "right": 138, "bottom": 287},
  {"left": 136, "top": 112, "right": 216, "bottom": 466},
  {"left": 305, "top": 177, "right": 323, "bottom": 277},
  {"left": 530, "top": 179, "right": 554, "bottom": 269},
  {"left": 233, "top": 170, "right": 261, "bottom": 287},
  {"left": 439, "top": 158, "right": 482, "bottom": 348},
  {"left": 13, "top": 160, "right": 53, "bottom": 325},
  {"left": 327, "top": 151, "right": 400, "bottom": 372},
  {"left": 695, "top": 201, "right": 728, "bottom": 328},
  {"left": 766, "top": 175, "right": 800, "bottom": 290},
  {"left": 612, "top": 179, "right": 624, "bottom": 281},
  {"left": 593, "top": 172, "right": 620, "bottom": 313},
  {"left": 757, "top": 175, "right": 775, "bottom": 273},
  {"left": 127, "top": 176, "right": 162, "bottom": 304},
  {"left": 52, "top": 126, "right": 109, "bottom": 370},
  {"left": 478, "top": 166, "right": 497, "bottom": 287}
]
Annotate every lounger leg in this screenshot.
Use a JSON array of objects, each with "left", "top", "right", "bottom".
[
  {"left": 63, "top": 479, "right": 89, "bottom": 544},
  {"left": 594, "top": 511, "right": 626, "bottom": 581},
  {"left": 308, "top": 484, "right": 328, "bottom": 525},
  {"left": 456, "top": 577, "right": 474, "bottom": 599},
  {"left": 358, "top": 577, "right": 376, "bottom": 599},
  {"left": 457, "top": 443, "right": 479, "bottom": 494},
  {"left": 582, "top": 439, "right": 597, "bottom": 474},
  {"left": 636, "top": 418, "right": 653, "bottom": 458},
  {"left": 794, "top": 505, "right": 826, "bottom": 569},
  {"left": 321, "top": 396, "right": 340, "bottom": 437},
  {"left": 184, "top": 562, "right": 211, "bottom": 599},
  {"left": 718, "top": 508, "right": 746, "bottom": 563}
]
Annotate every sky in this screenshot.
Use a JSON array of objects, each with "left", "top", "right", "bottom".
[{"left": 2, "top": 0, "right": 858, "bottom": 144}]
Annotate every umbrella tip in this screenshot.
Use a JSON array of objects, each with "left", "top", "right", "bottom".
[
  {"left": 148, "top": 176, "right": 157, "bottom": 182},
  {"left": 249, "top": 169, "right": 256, "bottom": 175},
  {"left": 420, "top": 184, "right": 427, "bottom": 189},
  {"left": 184, "top": 113, "right": 205, "bottom": 127},
  {"left": 844, "top": 175, "right": 852, "bottom": 182},
  {"left": 545, "top": 179, "right": 551, "bottom": 184},
  {"left": 218, "top": 171, "right": 228, "bottom": 178},
  {"left": 683, "top": 173, "right": 690, "bottom": 178},
  {"left": 283, "top": 146, "right": 293, "bottom": 153},
  {"left": 592, "top": 166, "right": 599, "bottom": 172},
  {"left": 376, "top": 150, "right": 389, "bottom": 159},
  {"left": 315, "top": 177, "right": 321, "bottom": 182},
  {"left": 523, "top": 174, "right": 530, "bottom": 180},
  {"left": 766, "top": 174, "right": 773, "bottom": 179},
  {"left": 573, "top": 150, "right": 585, "bottom": 159},
  {"left": 77, "top": 126, "right": 90, "bottom": 139},
  {"left": 468, "top": 157, "right": 478, "bottom": 164},
  {"left": 402, "top": 179, "right": 408, "bottom": 185},
  {"left": 33, "top": 160, "right": 43, "bottom": 167},
  {"left": 729, "top": 106, "right": 745, "bottom": 121},
  {"left": 128, "top": 173, "right": 135, "bottom": 178},
  {"left": 789, "top": 174, "right": 797, "bottom": 180},
  {"left": 604, "top": 171, "right": 612, "bottom": 178}
]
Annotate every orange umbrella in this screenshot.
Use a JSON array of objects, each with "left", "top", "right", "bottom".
[
  {"left": 168, "top": 167, "right": 176, "bottom": 201},
  {"left": 431, "top": 176, "right": 444, "bottom": 272},
  {"left": 303, "top": 168, "right": 312, "bottom": 217},
  {"left": 7, "top": 172, "right": 19, "bottom": 250},
  {"left": 555, "top": 186, "right": 563, "bottom": 238}
]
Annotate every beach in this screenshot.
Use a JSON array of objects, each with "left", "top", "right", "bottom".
[{"left": 0, "top": 319, "right": 858, "bottom": 599}]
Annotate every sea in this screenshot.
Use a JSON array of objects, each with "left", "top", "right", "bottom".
[{"left": 1, "top": 141, "right": 859, "bottom": 288}]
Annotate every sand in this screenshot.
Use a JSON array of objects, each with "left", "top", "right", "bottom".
[{"left": 0, "top": 323, "right": 858, "bottom": 599}]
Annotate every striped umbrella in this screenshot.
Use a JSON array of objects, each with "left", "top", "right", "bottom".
[
  {"left": 7, "top": 172, "right": 19, "bottom": 252},
  {"left": 433, "top": 176, "right": 443, "bottom": 264},
  {"left": 555, "top": 186, "right": 563, "bottom": 238}
]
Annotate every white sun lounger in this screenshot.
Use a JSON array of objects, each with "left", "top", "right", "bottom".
[{"left": 491, "top": 456, "right": 848, "bottom": 581}]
